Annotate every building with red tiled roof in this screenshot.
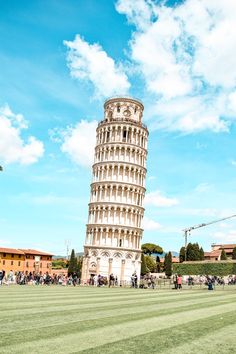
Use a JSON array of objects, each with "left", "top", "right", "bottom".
[
  {"left": 212, "top": 244, "right": 236, "bottom": 256},
  {"left": 0, "top": 247, "right": 25, "bottom": 255},
  {"left": 204, "top": 250, "right": 221, "bottom": 261},
  {"left": 0, "top": 247, "right": 53, "bottom": 275},
  {"left": 20, "top": 249, "right": 53, "bottom": 256},
  {"left": 204, "top": 243, "right": 236, "bottom": 261}
]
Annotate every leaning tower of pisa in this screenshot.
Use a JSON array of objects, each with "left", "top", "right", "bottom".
[{"left": 81, "top": 97, "right": 148, "bottom": 284}]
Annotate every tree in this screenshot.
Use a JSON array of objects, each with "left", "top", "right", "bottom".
[
  {"left": 141, "top": 243, "right": 163, "bottom": 256},
  {"left": 186, "top": 243, "right": 197, "bottom": 261},
  {"left": 186, "top": 243, "right": 204, "bottom": 261},
  {"left": 145, "top": 255, "right": 156, "bottom": 273},
  {"left": 220, "top": 249, "right": 227, "bottom": 260},
  {"left": 199, "top": 247, "right": 205, "bottom": 260},
  {"left": 179, "top": 247, "right": 186, "bottom": 263},
  {"left": 232, "top": 247, "right": 236, "bottom": 260},
  {"left": 156, "top": 255, "right": 161, "bottom": 272},
  {"left": 68, "top": 249, "right": 78, "bottom": 275},
  {"left": 141, "top": 253, "right": 149, "bottom": 275},
  {"left": 52, "top": 259, "right": 68, "bottom": 269},
  {"left": 76, "top": 256, "right": 83, "bottom": 278},
  {"left": 164, "top": 251, "right": 172, "bottom": 277}
]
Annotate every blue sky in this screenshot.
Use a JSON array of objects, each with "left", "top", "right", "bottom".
[{"left": 1, "top": 0, "right": 236, "bottom": 255}]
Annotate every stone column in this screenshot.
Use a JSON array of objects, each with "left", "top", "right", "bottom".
[
  {"left": 105, "top": 230, "right": 109, "bottom": 245},
  {"left": 85, "top": 256, "right": 91, "bottom": 283},
  {"left": 81, "top": 256, "right": 87, "bottom": 284},
  {"left": 94, "top": 230, "right": 98, "bottom": 245},
  {"left": 111, "top": 229, "right": 115, "bottom": 247},
  {"left": 120, "top": 259, "right": 125, "bottom": 286},
  {"left": 108, "top": 258, "right": 113, "bottom": 275},
  {"left": 96, "top": 257, "right": 101, "bottom": 275}
]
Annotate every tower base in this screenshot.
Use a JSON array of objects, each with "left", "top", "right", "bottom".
[{"left": 81, "top": 245, "right": 141, "bottom": 285}]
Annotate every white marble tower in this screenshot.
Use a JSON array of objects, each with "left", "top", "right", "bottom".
[{"left": 81, "top": 97, "right": 148, "bottom": 284}]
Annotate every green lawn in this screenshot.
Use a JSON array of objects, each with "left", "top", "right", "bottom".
[{"left": 0, "top": 285, "right": 236, "bottom": 353}]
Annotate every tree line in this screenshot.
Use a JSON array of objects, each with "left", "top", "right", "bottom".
[
  {"left": 52, "top": 249, "right": 83, "bottom": 277},
  {"left": 141, "top": 242, "right": 206, "bottom": 277},
  {"left": 54, "top": 245, "right": 236, "bottom": 279},
  {"left": 140, "top": 243, "right": 173, "bottom": 277}
]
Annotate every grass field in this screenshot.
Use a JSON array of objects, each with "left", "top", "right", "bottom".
[{"left": 0, "top": 286, "right": 236, "bottom": 353}]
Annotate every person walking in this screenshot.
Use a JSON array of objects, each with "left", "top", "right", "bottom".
[
  {"left": 72, "top": 272, "right": 77, "bottom": 286},
  {"left": 133, "top": 272, "right": 138, "bottom": 288},
  {"left": 173, "top": 274, "right": 178, "bottom": 289},
  {"left": 109, "top": 273, "right": 114, "bottom": 287},
  {"left": 0, "top": 269, "right": 5, "bottom": 286},
  {"left": 177, "top": 275, "right": 182, "bottom": 289}
]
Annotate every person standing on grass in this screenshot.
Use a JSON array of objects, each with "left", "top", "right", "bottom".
[
  {"left": 174, "top": 274, "right": 178, "bottom": 289},
  {"left": 97, "top": 274, "right": 101, "bottom": 287},
  {"left": 150, "top": 275, "right": 155, "bottom": 289},
  {"left": 0, "top": 269, "right": 5, "bottom": 286},
  {"left": 177, "top": 275, "right": 182, "bottom": 289},
  {"left": 109, "top": 273, "right": 114, "bottom": 287},
  {"left": 133, "top": 272, "right": 138, "bottom": 288},
  {"left": 93, "top": 274, "right": 98, "bottom": 286},
  {"left": 72, "top": 272, "right": 77, "bottom": 286}
]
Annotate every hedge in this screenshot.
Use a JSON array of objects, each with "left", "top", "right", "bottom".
[{"left": 173, "top": 261, "right": 236, "bottom": 276}]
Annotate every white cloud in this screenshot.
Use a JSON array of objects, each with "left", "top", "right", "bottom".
[
  {"left": 212, "top": 229, "right": 236, "bottom": 244},
  {"left": 116, "top": 0, "right": 236, "bottom": 133},
  {"left": 116, "top": 0, "right": 155, "bottom": 31},
  {"left": 142, "top": 216, "right": 162, "bottom": 231},
  {"left": 194, "top": 183, "right": 212, "bottom": 193},
  {"left": 51, "top": 120, "right": 97, "bottom": 168},
  {"left": 147, "top": 95, "right": 229, "bottom": 133},
  {"left": 0, "top": 104, "right": 44, "bottom": 165},
  {"left": 230, "top": 159, "right": 236, "bottom": 166},
  {"left": 145, "top": 190, "right": 178, "bottom": 207},
  {"left": 218, "top": 222, "right": 233, "bottom": 229},
  {"left": 228, "top": 91, "right": 236, "bottom": 112},
  {"left": 64, "top": 35, "right": 130, "bottom": 98}
]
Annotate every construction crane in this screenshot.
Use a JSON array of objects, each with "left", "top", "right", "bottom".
[{"left": 183, "top": 214, "right": 236, "bottom": 261}]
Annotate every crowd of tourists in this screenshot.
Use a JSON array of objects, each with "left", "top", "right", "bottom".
[
  {"left": 87, "top": 273, "right": 128, "bottom": 287},
  {"left": 1, "top": 269, "right": 236, "bottom": 288},
  {"left": 183, "top": 274, "right": 236, "bottom": 286},
  {"left": 139, "top": 274, "right": 156, "bottom": 289},
  {"left": 0, "top": 270, "right": 80, "bottom": 286}
]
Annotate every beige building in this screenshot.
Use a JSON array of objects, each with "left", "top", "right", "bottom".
[
  {"left": 81, "top": 97, "right": 148, "bottom": 284},
  {"left": 204, "top": 243, "right": 236, "bottom": 261}
]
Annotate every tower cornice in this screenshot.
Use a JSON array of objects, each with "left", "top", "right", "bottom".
[
  {"left": 88, "top": 201, "right": 145, "bottom": 211},
  {"left": 90, "top": 180, "right": 146, "bottom": 192},
  {"left": 95, "top": 141, "right": 148, "bottom": 153},
  {"left": 86, "top": 223, "right": 144, "bottom": 232},
  {"left": 92, "top": 160, "right": 147, "bottom": 173},
  {"left": 84, "top": 244, "right": 142, "bottom": 254},
  {"left": 97, "top": 119, "right": 148, "bottom": 132}
]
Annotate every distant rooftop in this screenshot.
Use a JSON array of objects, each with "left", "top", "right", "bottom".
[
  {"left": 19, "top": 249, "right": 53, "bottom": 256},
  {"left": 0, "top": 247, "right": 53, "bottom": 256}
]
